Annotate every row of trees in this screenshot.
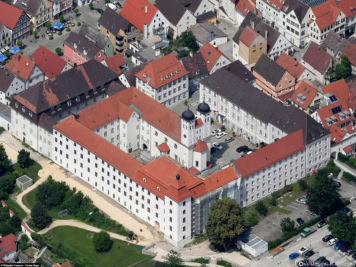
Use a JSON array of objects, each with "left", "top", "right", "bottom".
[{"left": 0, "top": 206, "right": 22, "bottom": 236}]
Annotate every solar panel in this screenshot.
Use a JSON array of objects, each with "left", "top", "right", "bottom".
[
  {"left": 331, "top": 106, "right": 342, "bottom": 114},
  {"left": 301, "top": 0, "right": 328, "bottom": 8},
  {"left": 329, "top": 95, "right": 338, "bottom": 102}
]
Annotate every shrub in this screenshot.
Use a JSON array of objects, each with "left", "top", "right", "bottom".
[
  {"left": 324, "top": 160, "right": 341, "bottom": 177},
  {"left": 245, "top": 212, "right": 259, "bottom": 227},
  {"left": 255, "top": 201, "right": 268, "bottom": 216},
  {"left": 49, "top": 36, "right": 53, "bottom": 40},
  {"left": 338, "top": 153, "right": 348, "bottom": 163},
  {"left": 270, "top": 197, "right": 278, "bottom": 206},
  {"left": 93, "top": 231, "right": 113, "bottom": 252},
  {"left": 66, "top": 28, "right": 70, "bottom": 32},
  {"left": 298, "top": 179, "right": 308, "bottom": 192},
  {"left": 77, "top": 22, "right": 81, "bottom": 26},
  {"left": 343, "top": 172, "right": 356, "bottom": 183}
]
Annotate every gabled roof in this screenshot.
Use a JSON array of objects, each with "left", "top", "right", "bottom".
[
  {"left": 120, "top": 0, "right": 157, "bottom": 32},
  {"left": 302, "top": 42, "right": 332, "bottom": 74},
  {"left": 260, "top": 0, "right": 285, "bottom": 11},
  {"left": 0, "top": 234, "right": 17, "bottom": 257},
  {"left": 312, "top": 0, "right": 343, "bottom": 30},
  {"left": 316, "top": 100, "right": 353, "bottom": 129},
  {"left": 320, "top": 31, "right": 350, "bottom": 55},
  {"left": 0, "top": 68, "right": 15, "bottom": 93},
  {"left": 77, "top": 87, "right": 182, "bottom": 142},
  {"left": 13, "top": 60, "right": 118, "bottom": 114},
  {"left": 341, "top": 43, "right": 356, "bottom": 67},
  {"left": 188, "top": 22, "right": 227, "bottom": 45},
  {"left": 105, "top": 53, "right": 126, "bottom": 75},
  {"left": 234, "top": 130, "right": 305, "bottom": 178},
  {"left": 194, "top": 139, "right": 208, "bottom": 152},
  {"left": 291, "top": 80, "right": 319, "bottom": 110},
  {"left": 135, "top": 53, "right": 188, "bottom": 89},
  {"left": 0, "top": 1, "right": 24, "bottom": 29},
  {"left": 276, "top": 53, "right": 305, "bottom": 80},
  {"left": 199, "top": 42, "right": 230, "bottom": 72},
  {"left": 178, "top": 0, "right": 202, "bottom": 14},
  {"left": 13, "top": 0, "right": 49, "bottom": 17},
  {"left": 281, "top": 0, "right": 309, "bottom": 23},
  {"left": 254, "top": 54, "right": 286, "bottom": 86},
  {"left": 78, "top": 24, "right": 109, "bottom": 50},
  {"left": 156, "top": 0, "right": 188, "bottom": 25},
  {"left": 5, "top": 54, "right": 36, "bottom": 81},
  {"left": 31, "top": 46, "right": 67, "bottom": 78},
  {"left": 223, "top": 60, "right": 255, "bottom": 84},
  {"left": 122, "top": 64, "right": 146, "bottom": 87},
  {"left": 322, "top": 79, "right": 351, "bottom": 102},
  {"left": 239, "top": 26, "right": 259, "bottom": 46},
  {"left": 98, "top": 8, "right": 130, "bottom": 36},
  {"left": 235, "top": 0, "right": 254, "bottom": 16},
  {"left": 333, "top": 0, "right": 356, "bottom": 18},
  {"left": 181, "top": 52, "right": 209, "bottom": 78}
]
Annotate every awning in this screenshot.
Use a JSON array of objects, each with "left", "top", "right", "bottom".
[
  {"left": 0, "top": 53, "right": 8, "bottom": 63},
  {"left": 53, "top": 22, "right": 64, "bottom": 30},
  {"left": 9, "top": 46, "right": 20, "bottom": 55}
]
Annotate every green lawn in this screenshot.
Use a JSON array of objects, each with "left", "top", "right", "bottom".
[
  {"left": 4, "top": 198, "right": 27, "bottom": 220},
  {"left": 217, "top": 259, "right": 232, "bottom": 267},
  {"left": 23, "top": 187, "right": 38, "bottom": 210},
  {"left": 45, "top": 226, "right": 152, "bottom": 267}
]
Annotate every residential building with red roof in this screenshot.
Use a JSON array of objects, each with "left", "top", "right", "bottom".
[
  {"left": 301, "top": 42, "right": 332, "bottom": 84},
  {"left": 135, "top": 53, "right": 190, "bottom": 107},
  {"left": 321, "top": 79, "right": 351, "bottom": 102},
  {"left": 291, "top": 80, "right": 323, "bottom": 114},
  {"left": 31, "top": 46, "right": 71, "bottom": 79},
  {"left": 331, "top": 0, "right": 356, "bottom": 37},
  {"left": 0, "top": 234, "right": 17, "bottom": 262},
  {"left": 0, "top": 2, "right": 31, "bottom": 48},
  {"left": 276, "top": 53, "right": 311, "bottom": 81},
  {"left": 238, "top": 26, "right": 267, "bottom": 65},
  {"left": 341, "top": 43, "right": 356, "bottom": 74},
  {"left": 105, "top": 53, "right": 127, "bottom": 75},
  {"left": 199, "top": 42, "right": 231, "bottom": 74},
  {"left": 120, "top": 0, "right": 170, "bottom": 38},
  {"left": 309, "top": 0, "right": 346, "bottom": 45},
  {"left": 216, "top": 0, "right": 255, "bottom": 25}
]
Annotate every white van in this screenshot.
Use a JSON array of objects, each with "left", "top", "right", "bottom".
[{"left": 106, "top": 3, "right": 117, "bottom": 11}]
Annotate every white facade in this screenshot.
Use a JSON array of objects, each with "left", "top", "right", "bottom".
[
  {"left": 136, "top": 74, "right": 189, "bottom": 107},
  {"left": 169, "top": 10, "right": 197, "bottom": 39},
  {"left": 0, "top": 26, "right": 12, "bottom": 49},
  {"left": 268, "top": 34, "right": 294, "bottom": 59},
  {"left": 300, "top": 57, "right": 331, "bottom": 85},
  {"left": 72, "top": 0, "right": 92, "bottom": 7},
  {"left": 219, "top": 0, "right": 237, "bottom": 24},
  {"left": 208, "top": 55, "right": 230, "bottom": 74},
  {"left": 255, "top": 0, "right": 281, "bottom": 28},
  {"left": 193, "top": 0, "right": 214, "bottom": 17},
  {"left": 146, "top": 10, "right": 170, "bottom": 38}
]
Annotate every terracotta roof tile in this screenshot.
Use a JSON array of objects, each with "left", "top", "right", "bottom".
[
  {"left": 341, "top": 43, "right": 356, "bottom": 67},
  {"left": 0, "top": 2, "right": 23, "bottom": 29},
  {"left": 200, "top": 166, "right": 237, "bottom": 196},
  {"left": 312, "top": 1, "right": 343, "bottom": 30},
  {"left": 239, "top": 26, "right": 258, "bottom": 47},
  {"left": 276, "top": 53, "right": 305, "bottom": 79},
  {"left": 0, "top": 234, "right": 17, "bottom": 257},
  {"left": 135, "top": 53, "right": 188, "bottom": 88},
  {"left": 235, "top": 0, "right": 255, "bottom": 15},
  {"left": 234, "top": 130, "right": 305, "bottom": 178},
  {"left": 194, "top": 139, "right": 208, "bottom": 152},
  {"left": 316, "top": 100, "right": 353, "bottom": 129},
  {"left": 343, "top": 145, "right": 352, "bottom": 153},
  {"left": 330, "top": 124, "right": 346, "bottom": 143},
  {"left": 302, "top": 42, "right": 332, "bottom": 74},
  {"left": 31, "top": 46, "right": 66, "bottom": 78},
  {"left": 120, "top": 0, "right": 157, "bottom": 32},
  {"left": 5, "top": 54, "right": 36, "bottom": 81},
  {"left": 333, "top": 0, "right": 356, "bottom": 18},
  {"left": 105, "top": 53, "right": 126, "bottom": 75},
  {"left": 291, "top": 80, "right": 319, "bottom": 110},
  {"left": 261, "top": 0, "right": 285, "bottom": 11},
  {"left": 199, "top": 42, "right": 230, "bottom": 72},
  {"left": 322, "top": 79, "right": 351, "bottom": 102},
  {"left": 157, "top": 142, "right": 170, "bottom": 152}
]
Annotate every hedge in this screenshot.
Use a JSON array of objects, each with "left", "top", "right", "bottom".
[
  {"left": 343, "top": 172, "right": 356, "bottom": 183},
  {"left": 324, "top": 160, "right": 341, "bottom": 177},
  {"left": 338, "top": 152, "right": 348, "bottom": 163}
]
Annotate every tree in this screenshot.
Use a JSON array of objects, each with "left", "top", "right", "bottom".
[
  {"left": 0, "top": 222, "right": 14, "bottom": 236},
  {"left": 74, "top": 8, "right": 79, "bottom": 16},
  {"left": 298, "top": 179, "right": 308, "bottom": 192},
  {"left": 55, "top": 47, "right": 62, "bottom": 55},
  {"left": 89, "top": 2, "right": 94, "bottom": 9},
  {"left": 179, "top": 31, "right": 199, "bottom": 53},
  {"left": 205, "top": 198, "right": 246, "bottom": 251},
  {"left": 45, "top": 22, "right": 51, "bottom": 28},
  {"left": 17, "top": 149, "right": 30, "bottom": 168},
  {"left": 165, "top": 250, "right": 182, "bottom": 267},
  {"left": 36, "top": 177, "right": 69, "bottom": 209},
  {"left": 280, "top": 217, "right": 295, "bottom": 232},
  {"left": 59, "top": 16, "right": 65, "bottom": 23},
  {"left": 0, "top": 207, "right": 10, "bottom": 222},
  {"left": 17, "top": 40, "right": 23, "bottom": 47},
  {"left": 32, "top": 31, "right": 38, "bottom": 38},
  {"left": 306, "top": 171, "right": 343, "bottom": 217},
  {"left": 328, "top": 211, "right": 356, "bottom": 245},
  {"left": 8, "top": 215, "right": 22, "bottom": 232},
  {"left": 270, "top": 197, "right": 278, "bottom": 207},
  {"left": 334, "top": 56, "right": 352, "bottom": 81},
  {"left": 255, "top": 201, "right": 268, "bottom": 217},
  {"left": 31, "top": 202, "right": 52, "bottom": 229},
  {"left": 93, "top": 231, "right": 113, "bottom": 252},
  {"left": 0, "top": 144, "right": 10, "bottom": 174}
]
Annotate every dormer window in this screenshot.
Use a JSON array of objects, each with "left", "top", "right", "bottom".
[
  {"left": 143, "top": 177, "right": 146, "bottom": 182},
  {"left": 29, "top": 112, "right": 32, "bottom": 117},
  {"left": 157, "top": 186, "right": 160, "bottom": 191},
  {"left": 67, "top": 100, "right": 72, "bottom": 107}
]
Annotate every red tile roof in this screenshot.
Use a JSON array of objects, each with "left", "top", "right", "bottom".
[
  {"left": 105, "top": 53, "right": 126, "bottom": 75},
  {"left": 200, "top": 166, "right": 238, "bottom": 196},
  {"left": 343, "top": 145, "right": 352, "bottom": 153},
  {"left": 5, "top": 54, "right": 36, "bottom": 81},
  {"left": 195, "top": 118, "right": 204, "bottom": 128},
  {"left": 77, "top": 87, "right": 182, "bottom": 142},
  {"left": 0, "top": 2, "right": 23, "bottom": 30},
  {"left": 330, "top": 124, "right": 346, "bottom": 143},
  {"left": 302, "top": 42, "right": 332, "bottom": 74},
  {"left": 233, "top": 130, "right": 305, "bottom": 178},
  {"left": 312, "top": 1, "right": 343, "bottom": 30},
  {"left": 333, "top": 0, "right": 356, "bottom": 18},
  {"left": 316, "top": 100, "right": 353, "bottom": 129},
  {"left": 54, "top": 116, "right": 143, "bottom": 178},
  {"left": 30, "top": 46, "right": 66, "bottom": 78},
  {"left": 0, "top": 234, "right": 17, "bottom": 257},
  {"left": 261, "top": 0, "right": 285, "bottom": 11},
  {"left": 291, "top": 80, "right": 319, "bottom": 110},
  {"left": 194, "top": 139, "right": 208, "bottom": 152},
  {"left": 239, "top": 26, "right": 258, "bottom": 47},
  {"left": 276, "top": 53, "right": 305, "bottom": 79},
  {"left": 136, "top": 53, "right": 188, "bottom": 89},
  {"left": 235, "top": 0, "right": 255, "bottom": 16},
  {"left": 322, "top": 79, "right": 351, "bottom": 102},
  {"left": 200, "top": 42, "right": 230, "bottom": 72},
  {"left": 120, "top": 0, "right": 157, "bottom": 32},
  {"left": 341, "top": 43, "right": 356, "bottom": 67},
  {"left": 157, "top": 142, "right": 170, "bottom": 152}
]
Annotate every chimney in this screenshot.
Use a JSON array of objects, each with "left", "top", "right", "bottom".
[
  {"left": 176, "top": 174, "right": 180, "bottom": 181},
  {"left": 265, "top": 30, "right": 268, "bottom": 39},
  {"left": 145, "top": 5, "right": 148, "bottom": 13},
  {"left": 251, "top": 21, "right": 255, "bottom": 30}
]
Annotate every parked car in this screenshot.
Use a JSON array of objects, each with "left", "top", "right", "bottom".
[
  {"left": 215, "top": 132, "right": 226, "bottom": 139},
  {"left": 322, "top": 234, "right": 333, "bottom": 242},
  {"left": 236, "top": 145, "right": 249, "bottom": 153},
  {"left": 352, "top": 252, "right": 356, "bottom": 259},
  {"left": 114, "top": 0, "right": 121, "bottom": 7},
  {"left": 296, "top": 259, "right": 312, "bottom": 267},
  {"left": 345, "top": 249, "right": 354, "bottom": 256},
  {"left": 328, "top": 238, "right": 338, "bottom": 246},
  {"left": 333, "top": 181, "right": 341, "bottom": 187},
  {"left": 96, "top": 8, "right": 104, "bottom": 14},
  {"left": 225, "top": 136, "right": 233, "bottom": 143},
  {"left": 212, "top": 142, "right": 223, "bottom": 150},
  {"left": 106, "top": 3, "right": 117, "bottom": 10},
  {"left": 296, "top": 197, "right": 306, "bottom": 204},
  {"left": 340, "top": 243, "right": 350, "bottom": 253},
  {"left": 304, "top": 250, "right": 314, "bottom": 259},
  {"left": 211, "top": 129, "right": 218, "bottom": 136},
  {"left": 333, "top": 241, "right": 344, "bottom": 250},
  {"left": 296, "top": 218, "right": 305, "bottom": 226},
  {"left": 317, "top": 219, "right": 326, "bottom": 228},
  {"left": 314, "top": 256, "right": 326, "bottom": 265},
  {"left": 298, "top": 247, "right": 307, "bottom": 254},
  {"left": 289, "top": 253, "right": 299, "bottom": 260}
]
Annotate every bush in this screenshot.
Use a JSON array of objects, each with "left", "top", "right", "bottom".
[
  {"left": 193, "top": 258, "right": 209, "bottom": 264},
  {"left": 93, "top": 231, "right": 113, "bottom": 252},
  {"left": 343, "top": 172, "right": 356, "bottom": 183},
  {"left": 0, "top": 127, "right": 5, "bottom": 135},
  {"left": 31, "top": 202, "right": 52, "bottom": 229},
  {"left": 77, "top": 22, "right": 81, "bottom": 26},
  {"left": 298, "top": 179, "right": 308, "bottom": 192},
  {"left": 324, "top": 160, "right": 341, "bottom": 177},
  {"left": 66, "top": 28, "right": 70, "bottom": 32},
  {"left": 338, "top": 153, "right": 348, "bottom": 163},
  {"left": 49, "top": 36, "right": 53, "bottom": 40},
  {"left": 245, "top": 212, "right": 259, "bottom": 227},
  {"left": 255, "top": 201, "right": 268, "bottom": 216},
  {"left": 58, "top": 31, "right": 62, "bottom": 36},
  {"left": 270, "top": 197, "right": 278, "bottom": 206}
]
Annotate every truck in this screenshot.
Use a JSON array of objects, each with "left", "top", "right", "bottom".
[{"left": 301, "top": 227, "right": 316, "bottom": 238}]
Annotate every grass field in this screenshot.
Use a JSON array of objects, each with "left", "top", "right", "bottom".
[
  {"left": 4, "top": 198, "right": 27, "bottom": 220},
  {"left": 23, "top": 187, "right": 38, "bottom": 210},
  {"left": 45, "top": 226, "right": 152, "bottom": 267}
]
